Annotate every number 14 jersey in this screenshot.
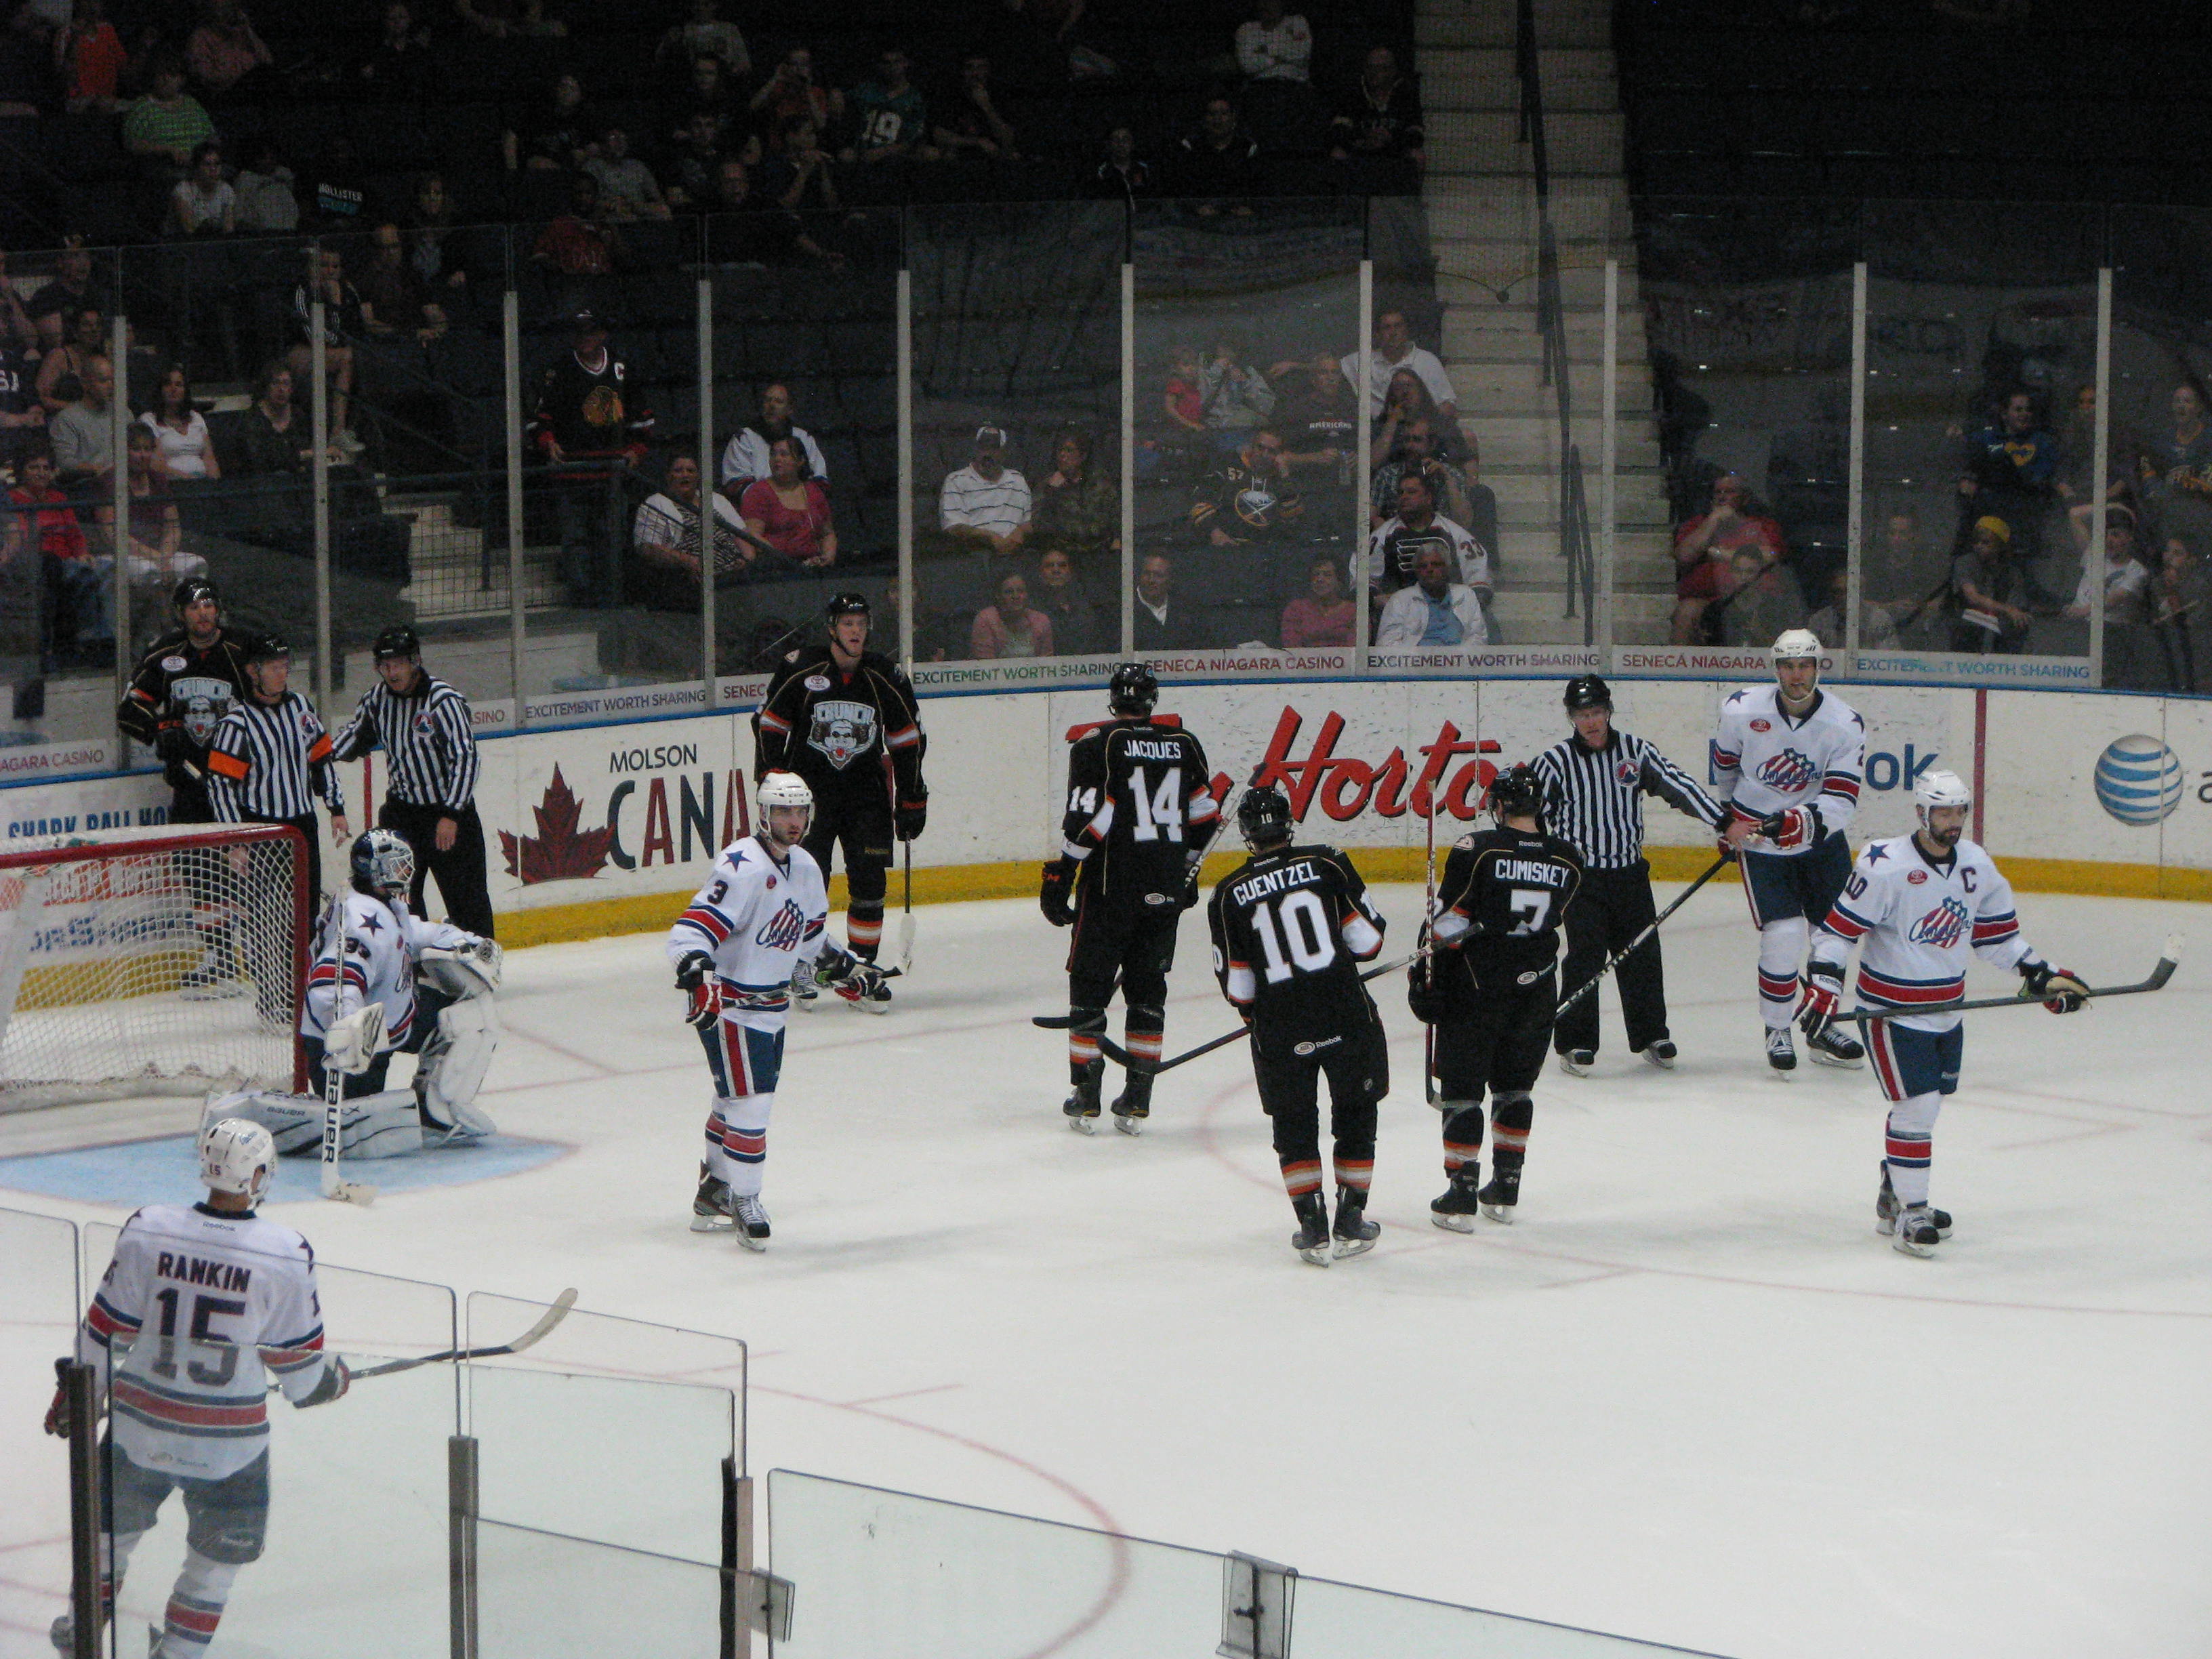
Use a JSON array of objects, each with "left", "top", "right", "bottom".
[{"left": 1060, "top": 717, "right": 1221, "bottom": 906}]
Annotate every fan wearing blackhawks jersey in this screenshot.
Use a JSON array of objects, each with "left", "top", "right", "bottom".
[
  {"left": 1800, "top": 769, "right": 2087, "bottom": 1255},
  {"left": 1208, "top": 783, "right": 1389, "bottom": 1266},
  {"left": 1040, "top": 663, "right": 1223, "bottom": 1134},
  {"left": 668, "top": 771, "right": 886, "bottom": 1248},
  {"left": 45, "top": 1118, "right": 348, "bottom": 1659},
  {"left": 1714, "top": 628, "right": 1869, "bottom": 1073}
]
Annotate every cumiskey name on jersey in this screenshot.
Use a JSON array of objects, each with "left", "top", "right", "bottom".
[{"left": 1494, "top": 857, "right": 1572, "bottom": 887}]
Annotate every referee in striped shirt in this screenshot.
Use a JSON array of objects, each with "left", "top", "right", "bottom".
[
  {"left": 331, "top": 625, "right": 495, "bottom": 937},
  {"left": 1530, "top": 674, "right": 1725, "bottom": 1074}
]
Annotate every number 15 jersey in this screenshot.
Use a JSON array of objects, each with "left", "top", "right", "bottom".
[
  {"left": 1208, "top": 844, "right": 1387, "bottom": 1045},
  {"left": 1060, "top": 717, "right": 1221, "bottom": 907}
]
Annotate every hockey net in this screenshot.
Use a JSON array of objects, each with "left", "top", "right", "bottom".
[{"left": 0, "top": 824, "right": 311, "bottom": 1112}]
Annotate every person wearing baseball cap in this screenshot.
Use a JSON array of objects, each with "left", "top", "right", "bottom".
[{"left": 939, "top": 423, "right": 1031, "bottom": 558}]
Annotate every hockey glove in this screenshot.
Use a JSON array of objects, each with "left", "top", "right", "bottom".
[
  {"left": 817, "top": 949, "right": 886, "bottom": 1007},
  {"left": 1758, "top": 804, "right": 1821, "bottom": 851},
  {"left": 155, "top": 723, "right": 190, "bottom": 764},
  {"left": 300, "top": 1356, "right": 352, "bottom": 1408},
  {"left": 1039, "top": 859, "right": 1076, "bottom": 928},
  {"left": 1406, "top": 955, "right": 1448, "bottom": 1025},
  {"left": 2019, "top": 959, "right": 2090, "bottom": 1014},
  {"left": 895, "top": 787, "right": 928, "bottom": 842},
  {"left": 1797, "top": 959, "right": 1844, "bottom": 1042},
  {"left": 1176, "top": 848, "right": 1206, "bottom": 911},
  {"left": 43, "top": 1381, "right": 70, "bottom": 1439},
  {"left": 675, "top": 951, "right": 721, "bottom": 1029}
]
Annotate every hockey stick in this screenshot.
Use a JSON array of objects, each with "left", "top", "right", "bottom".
[
  {"left": 1849, "top": 933, "right": 2184, "bottom": 1025},
  {"left": 896, "top": 838, "right": 915, "bottom": 972},
  {"left": 331, "top": 1289, "right": 582, "bottom": 1382},
  {"left": 1422, "top": 788, "right": 1441, "bottom": 1106},
  {"left": 315, "top": 897, "right": 379, "bottom": 1206},
  {"left": 1552, "top": 852, "right": 1731, "bottom": 1022}
]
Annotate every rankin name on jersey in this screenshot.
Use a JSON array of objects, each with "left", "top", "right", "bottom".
[{"left": 154, "top": 1251, "right": 256, "bottom": 1292}]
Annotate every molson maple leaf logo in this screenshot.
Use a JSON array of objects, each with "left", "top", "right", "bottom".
[{"left": 500, "top": 765, "right": 615, "bottom": 884}]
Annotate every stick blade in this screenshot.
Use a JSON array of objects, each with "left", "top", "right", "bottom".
[
  {"left": 332, "top": 1181, "right": 377, "bottom": 1206},
  {"left": 1031, "top": 1014, "right": 1075, "bottom": 1029},
  {"left": 896, "top": 912, "right": 915, "bottom": 973},
  {"left": 2150, "top": 932, "right": 2187, "bottom": 989},
  {"left": 506, "top": 1287, "right": 579, "bottom": 1355}
]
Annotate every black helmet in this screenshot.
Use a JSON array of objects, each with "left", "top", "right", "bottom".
[
  {"left": 1107, "top": 662, "right": 1158, "bottom": 717},
  {"left": 1486, "top": 762, "right": 1544, "bottom": 825},
  {"left": 245, "top": 633, "right": 291, "bottom": 665},
  {"left": 1237, "top": 783, "right": 1294, "bottom": 848},
  {"left": 173, "top": 577, "right": 220, "bottom": 615},
  {"left": 825, "top": 592, "right": 871, "bottom": 622},
  {"left": 1563, "top": 674, "right": 1612, "bottom": 712},
  {"left": 371, "top": 624, "right": 421, "bottom": 663}
]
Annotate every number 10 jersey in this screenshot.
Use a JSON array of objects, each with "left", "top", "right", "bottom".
[{"left": 1208, "top": 843, "right": 1388, "bottom": 1046}]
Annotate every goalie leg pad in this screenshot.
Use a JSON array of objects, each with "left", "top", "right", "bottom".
[
  {"left": 335, "top": 1090, "right": 426, "bottom": 1159},
  {"left": 416, "top": 998, "right": 500, "bottom": 1140},
  {"left": 205, "top": 1090, "right": 321, "bottom": 1155}
]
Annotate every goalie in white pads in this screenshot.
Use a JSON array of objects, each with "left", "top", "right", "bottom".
[
  {"left": 207, "top": 829, "right": 503, "bottom": 1158},
  {"left": 1799, "top": 769, "right": 2087, "bottom": 1254},
  {"left": 45, "top": 1118, "right": 349, "bottom": 1659},
  {"left": 668, "top": 771, "right": 887, "bottom": 1248}
]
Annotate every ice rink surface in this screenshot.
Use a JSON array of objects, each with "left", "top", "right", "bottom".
[{"left": 5, "top": 881, "right": 2209, "bottom": 1658}]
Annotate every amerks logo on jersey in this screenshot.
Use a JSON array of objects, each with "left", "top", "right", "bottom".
[
  {"left": 754, "top": 898, "right": 808, "bottom": 951},
  {"left": 1906, "top": 896, "right": 1970, "bottom": 949},
  {"left": 1755, "top": 749, "right": 1820, "bottom": 792},
  {"left": 807, "top": 699, "right": 877, "bottom": 770}
]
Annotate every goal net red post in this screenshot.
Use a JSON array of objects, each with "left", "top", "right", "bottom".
[{"left": 0, "top": 824, "right": 312, "bottom": 1113}]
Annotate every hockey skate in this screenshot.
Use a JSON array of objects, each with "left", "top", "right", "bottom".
[
  {"left": 1643, "top": 1040, "right": 1677, "bottom": 1069},
  {"left": 691, "top": 1164, "right": 735, "bottom": 1232},
  {"left": 733, "top": 1191, "right": 771, "bottom": 1251},
  {"left": 1876, "top": 1163, "right": 1951, "bottom": 1240},
  {"left": 1557, "top": 1048, "right": 1595, "bottom": 1077},
  {"left": 1063, "top": 1059, "right": 1103, "bottom": 1134},
  {"left": 1290, "top": 1192, "right": 1332, "bottom": 1266},
  {"left": 1477, "top": 1168, "right": 1519, "bottom": 1225},
  {"left": 1430, "top": 1168, "right": 1482, "bottom": 1233},
  {"left": 1109, "top": 1077, "right": 1152, "bottom": 1136},
  {"left": 1891, "top": 1203, "right": 1942, "bottom": 1257},
  {"left": 1332, "top": 1186, "right": 1378, "bottom": 1258},
  {"left": 1765, "top": 1027, "right": 1797, "bottom": 1073},
  {"left": 1805, "top": 1024, "right": 1865, "bottom": 1069}
]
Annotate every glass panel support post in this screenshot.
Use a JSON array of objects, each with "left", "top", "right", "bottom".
[
  {"left": 312, "top": 295, "right": 332, "bottom": 710},
  {"left": 898, "top": 268, "right": 916, "bottom": 670},
  {"left": 108, "top": 314, "right": 131, "bottom": 729},
  {"left": 723, "top": 1459, "right": 749, "bottom": 1659},
  {"left": 61, "top": 1359, "right": 100, "bottom": 1659},
  {"left": 449, "top": 1432, "right": 480, "bottom": 1659},
  {"left": 699, "top": 278, "right": 716, "bottom": 703},
  {"left": 2091, "top": 266, "right": 2112, "bottom": 687},
  {"left": 1353, "top": 260, "right": 1373, "bottom": 662},
  {"left": 1218, "top": 1551, "right": 1296, "bottom": 1659},
  {"left": 1846, "top": 262, "right": 1868, "bottom": 656},
  {"left": 503, "top": 292, "right": 527, "bottom": 727},
  {"left": 1599, "top": 260, "right": 1619, "bottom": 650},
  {"left": 1120, "top": 261, "right": 1135, "bottom": 658}
]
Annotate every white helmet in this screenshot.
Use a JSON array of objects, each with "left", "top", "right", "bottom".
[
  {"left": 755, "top": 771, "right": 814, "bottom": 844},
  {"left": 199, "top": 1117, "right": 277, "bottom": 1203},
  {"left": 350, "top": 827, "right": 415, "bottom": 900},
  {"left": 1769, "top": 628, "right": 1823, "bottom": 665},
  {"left": 1914, "top": 768, "right": 1972, "bottom": 813}
]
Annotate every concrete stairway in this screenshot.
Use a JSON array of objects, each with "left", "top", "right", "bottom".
[{"left": 1416, "top": 0, "right": 1674, "bottom": 645}]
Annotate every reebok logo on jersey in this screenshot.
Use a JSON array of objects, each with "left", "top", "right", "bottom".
[
  {"left": 1293, "top": 1036, "right": 1343, "bottom": 1055},
  {"left": 1755, "top": 748, "right": 1820, "bottom": 793},
  {"left": 1907, "top": 897, "right": 1970, "bottom": 950},
  {"left": 754, "top": 898, "right": 808, "bottom": 951}
]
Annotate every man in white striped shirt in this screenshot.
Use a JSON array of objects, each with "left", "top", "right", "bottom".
[
  {"left": 1530, "top": 674, "right": 1725, "bottom": 1075},
  {"left": 939, "top": 424, "right": 1031, "bottom": 557},
  {"left": 207, "top": 636, "right": 349, "bottom": 888},
  {"left": 330, "top": 625, "right": 493, "bottom": 937}
]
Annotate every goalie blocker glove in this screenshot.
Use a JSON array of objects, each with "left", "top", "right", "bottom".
[{"left": 2019, "top": 957, "right": 2090, "bottom": 1013}]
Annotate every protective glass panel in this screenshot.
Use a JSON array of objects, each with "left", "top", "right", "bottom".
[
  {"left": 1862, "top": 201, "right": 2100, "bottom": 687},
  {"left": 910, "top": 201, "right": 1122, "bottom": 678},
  {"left": 2107, "top": 204, "right": 2212, "bottom": 695},
  {"left": 767, "top": 1470, "right": 1222, "bottom": 1659},
  {"left": 476, "top": 1519, "right": 724, "bottom": 1659},
  {"left": 1296, "top": 1572, "right": 1732, "bottom": 1657},
  {"left": 0, "top": 1206, "right": 79, "bottom": 1647},
  {"left": 1635, "top": 197, "right": 1856, "bottom": 662},
  {"left": 1132, "top": 198, "right": 1362, "bottom": 668},
  {"left": 708, "top": 209, "right": 901, "bottom": 687}
]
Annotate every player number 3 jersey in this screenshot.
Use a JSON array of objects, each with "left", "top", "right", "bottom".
[
  {"left": 666, "top": 834, "right": 832, "bottom": 1010},
  {"left": 1711, "top": 684, "right": 1864, "bottom": 853},
  {"left": 1811, "top": 834, "right": 2032, "bottom": 1032}
]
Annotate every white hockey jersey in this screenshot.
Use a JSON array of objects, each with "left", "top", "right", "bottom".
[
  {"left": 301, "top": 890, "right": 474, "bottom": 1048},
  {"left": 77, "top": 1203, "right": 334, "bottom": 1479},
  {"left": 1710, "top": 683, "right": 1865, "bottom": 854},
  {"left": 1810, "top": 834, "right": 2032, "bottom": 1033},
  {"left": 665, "top": 833, "right": 832, "bottom": 1012}
]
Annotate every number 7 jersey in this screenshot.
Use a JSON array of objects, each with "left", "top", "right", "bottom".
[
  {"left": 1433, "top": 826, "right": 1585, "bottom": 979},
  {"left": 1060, "top": 716, "right": 1222, "bottom": 905}
]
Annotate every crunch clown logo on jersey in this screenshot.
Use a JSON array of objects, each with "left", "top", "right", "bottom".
[
  {"left": 1907, "top": 896, "right": 1970, "bottom": 950},
  {"left": 806, "top": 699, "right": 878, "bottom": 770}
]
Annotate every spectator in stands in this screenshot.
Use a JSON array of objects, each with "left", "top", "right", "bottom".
[
  {"left": 1032, "top": 546, "right": 1103, "bottom": 654},
  {"left": 533, "top": 171, "right": 626, "bottom": 278},
  {"left": 289, "top": 247, "right": 363, "bottom": 452},
  {"left": 633, "top": 451, "right": 750, "bottom": 599},
  {"left": 1268, "top": 352, "right": 1357, "bottom": 481},
  {"left": 843, "top": 47, "right": 933, "bottom": 170},
  {"left": 1197, "top": 335, "right": 1275, "bottom": 443},
  {"left": 1948, "top": 516, "right": 2035, "bottom": 655},
  {"left": 402, "top": 174, "right": 466, "bottom": 290},
  {"left": 2148, "top": 533, "right": 2210, "bottom": 692},
  {"left": 0, "top": 255, "right": 30, "bottom": 359},
  {"left": 142, "top": 363, "right": 220, "bottom": 480},
  {"left": 122, "top": 56, "right": 218, "bottom": 175},
  {"left": 358, "top": 222, "right": 445, "bottom": 341},
  {"left": 1189, "top": 428, "right": 1302, "bottom": 547},
  {"left": 2135, "top": 380, "right": 2212, "bottom": 546},
  {"left": 5, "top": 448, "right": 110, "bottom": 658},
  {"left": 586, "top": 125, "right": 673, "bottom": 221},
  {"left": 1031, "top": 427, "right": 1118, "bottom": 565},
  {"left": 1172, "top": 95, "right": 1260, "bottom": 207},
  {"left": 529, "top": 309, "right": 656, "bottom": 604},
  {"left": 1669, "top": 471, "right": 1782, "bottom": 644},
  {"left": 656, "top": 0, "right": 748, "bottom": 82},
  {"left": 665, "top": 110, "right": 731, "bottom": 210},
  {"left": 941, "top": 424, "right": 1031, "bottom": 556},
  {"left": 165, "top": 140, "right": 236, "bottom": 237},
  {"left": 760, "top": 115, "right": 841, "bottom": 219},
  {"left": 303, "top": 136, "right": 370, "bottom": 228},
  {"left": 1375, "top": 539, "right": 1485, "bottom": 648},
  {"left": 1366, "top": 367, "right": 1467, "bottom": 474},
  {"left": 0, "top": 327, "right": 43, "bottom": 472},
  {"left": 970, "top": 571, "right": 1054, "bottom": 659},
  {"left": 740, "top": 435, "right": 837, "bottom": 571},
  {"left": 933, "top": 54, "right": 1019, "bottom": 161},
  {"left": 1366, "top": 468, "right": 1489, "bottom": 605},
  {"left": 705, "top": 157, "right": 830, "bottom": 264},
  {"left": 231, "top": 359, "right": 314, "bottom": 474},
  {"left": 1805, "top": 567, "right": 1898, "bottom": 652},
  {"left": 1161, "top": 343, "right": 1206, "bottom": 436},
  {"left": 1330, "top": 45, "right": 1425, "bottom": 177},
  {"left": 1280, "top": 554, "right": 1353, "bottom": 647},
  {"left": 1863, "top": 506, "right": 1937, "bottom": 607},
  {"left": 672, "top": 54, "right": 744, "bottom": 150},
  {"left": 1345, "top": 308, "right": 1456, "bottom": 426},
  {"left": 750, "top": 45, "right": 842, "bottom": 134},
  {"left": 1708, "top": 547, "right": 1804, "bottom": 647},
  {"left": 1372, "top": 415, "right": 1494, "bottom": 554},
  {"left": 509, "top": 71, "right": 594, "bottom": 172},
  {"left": 1132, "top": 552, "right": 1194, "bottom": 651},
  {"left": 1959, "top": 387, "right": 2066, "bottom": 558},
  {"left": 47, "top": 352, "right": 114, "bottom": 491},
  {"left": 2064, "top": 501, "right": 2149, "bottom": 623},
  {"left": 183, "top": 0, "right": 273, "bottom": 102},
  {"left": 233, "top": 138, "right": 300, "bottom": 232},
  {"left": 37, "top": 305, "right": 105, "bottom": 416},
  {"left": 27, "top": 239, "right": 96, "bottom": 354},
  {"left": 54, "top": 0, "right": 124, "bottom": 112},
  {"left": 1088, "top": 126, "right": 1153, "bottom": 205},
  {"left": 1235, "top": 0, "right": 1310, "bottom": 84},
  {"left": 358, "top": 0, "right": 435, "bottom": 98},
  {"left": 718, "top": 382, "right": 827, "bottom": 502},
  {"left": 100, "top": 423, "right": 204, "bottom": 582}
]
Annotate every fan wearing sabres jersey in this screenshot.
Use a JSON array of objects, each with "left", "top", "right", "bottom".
[
  {"left": 668, "top": 771, "right": 887, "bottom": 1248},
  {"left": 1714, "top": 629, "right": 1868, "bottom": 1073},
  {"left": 1800, "top": 770, "right": 2087, "bottom": 1255}
]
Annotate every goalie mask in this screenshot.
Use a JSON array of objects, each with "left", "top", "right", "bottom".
[
  {"left": 199, "top": 1117, "right": 276, "bottom": 1203},
  {"left": 351, "top": 827, "right": 415, "bottom": 899}
]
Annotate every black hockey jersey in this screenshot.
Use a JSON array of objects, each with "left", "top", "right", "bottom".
[
  {"left": 1060, "top": 716, "right": 1221, "bottom": 905},
  {"left": 1208, "top": 842, "right": 1386, "bottom": 1047},
  {"left": 117, "top": 628, "right": 266, "bottom": 794},
  {"left": 1431, "top": 825, "right": 1584, "bottom": 988},
  {"left": 754, "top": 647, "right": 926, "bottom": 808}
]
